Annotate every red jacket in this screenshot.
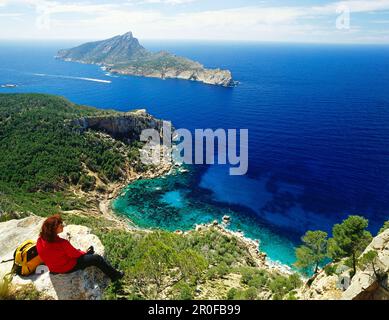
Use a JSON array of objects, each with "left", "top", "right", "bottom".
[{"left": 37, "top": 236, "right": 86, "bottom": 273}]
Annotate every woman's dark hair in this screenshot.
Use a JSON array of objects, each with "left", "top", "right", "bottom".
[{"left": 40, "top": 214, "right": 63, "bottom": 242}]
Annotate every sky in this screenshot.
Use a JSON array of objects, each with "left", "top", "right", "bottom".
[{"left": 1, "top": 0, "right": 389, "bottom": 43}]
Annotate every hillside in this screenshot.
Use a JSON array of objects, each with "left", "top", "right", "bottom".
[
  {"left": 1, "top": 94, "right": 387, "bottom": 301},
  {"left": 0, "top": 93, "right": 166, "bottom": 219},
  {"left": 0, "top": 93, "right": 300, "bottom": 300},
  {"left": 57, "top": 32, "right": 234, "bottom": 87},
  {"left": 0, "top": 215, "right": 301, "bottom": 300}
]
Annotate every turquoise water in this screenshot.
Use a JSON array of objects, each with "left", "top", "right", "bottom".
[
  {"left": 161, "top": 190, "right": 187, "bottom": 209},
  {"left": 113, "top": 166, "right": 297, "bottom": 265}
]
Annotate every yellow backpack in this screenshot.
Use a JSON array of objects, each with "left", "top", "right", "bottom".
[{"left": 12, "top": 240, "right": 43, "bottom": 276}]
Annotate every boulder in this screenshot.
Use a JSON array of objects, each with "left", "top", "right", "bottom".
[
  {"left": 195, "top": 224, "right": 204, "bottom": 232},
  {"left": 0, "top": 215, "right": 43, "bottom": 277},
  {"left": 0, "top": 216, "right": 109, "bottom": 300},
  {"left": 222, "top": 215, "right": 231, "bottom": 224},
  {"left": 298, "top": 271, "right": 342, "bottom": 300},
  {"left": 11, "top": 266, "right": 109, "bottom": 300}
]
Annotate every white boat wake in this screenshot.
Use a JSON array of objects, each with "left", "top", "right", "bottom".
[{"left": 32, "top": 73, "right": 111, "bottom": 84}]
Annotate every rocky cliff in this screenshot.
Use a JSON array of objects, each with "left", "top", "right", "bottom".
[
  {"left": 0, "top": 216, "right": 109, "bottom": 300},
  {"left": 341, "top": 228, "right": 389, "bottom": 300},
  {"left": 299, "top": 228, "right": 389, "bottom": 300},
  {"left": 57, "top": 32, "right": 234, "bottom": 87},
  {"left": 109, "top": 64, "right": 233, "bottom": 87},
  {"left": 70, "top": 109, "right": 167, "bottom": 144}
]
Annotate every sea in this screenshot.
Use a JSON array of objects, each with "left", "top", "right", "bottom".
[{"left": 1, "top": 40, "right": 389, "bottom": 266}]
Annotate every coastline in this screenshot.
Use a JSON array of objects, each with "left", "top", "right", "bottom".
[
  {"left": 97, "top": 162, "right": 174, "bottom": 231},
  {"left": 193, "top": 221, "right": 294, "bottom": 276},
  {"left": 58, "top": 57, "right": 234, "bottom": 87},
  {"left": 92, "top": 163, "right": 295, "bottom": 277}
]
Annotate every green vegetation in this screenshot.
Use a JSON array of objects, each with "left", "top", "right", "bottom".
[
  {"left": 379, "top": 221, "right": 389, "bottom": 234},
  {"left": 294, "top": 230, "right": 328, "bottom": 274},
  {"left": 0, "top": 94, "right": 144, "bottom": 218},
  {"left": 125, "top": 52, "right": 203, "bottom": 74},
  {"left": 323, "top": 263, "right": 338, "bottom": 276},
  {"left": 98, "top": 228, "right": 267, "bottom": 300},
  {"left": 66, "top": 220, "right": 303, "bottom": 300},
  {"left": 295, "top": 215, "right": 379, "bottom": 279},
  {"left": 0, "top": 274, "right": 11, "bottom": 300},
  {"left": 226, "top": 268, "right": 302, "bottom": 300},
  {"left": 5, "top": 217, "right": 279, "bottom": 301},
  {"left": 268, "top": 273, "right": 302, "bottom": 300},
  {"left": 358, "top": 251, "right": 382, "bottom": 280},
  {"left": 328, "top": 216, "right": 372, "bottom": 277}
]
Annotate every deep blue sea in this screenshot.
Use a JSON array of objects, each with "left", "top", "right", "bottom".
[{"left": 1, "top": 40, "right": 389, "bottom": 265}]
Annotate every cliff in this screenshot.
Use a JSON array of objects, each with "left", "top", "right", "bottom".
[
  {"left": 341, "top": 228, "right": 389, "bottom": 300},
  {"left": 299, "top": 228, "right": 389, "bottom": 300},
  {"left": 70, "top": 109, "right": 166, "bottom": 144},
  {"left": 57, "top": 32, "right": 234, "bottom": 87},
  {"left": 0, "top": 94, "right": 173, "bottom": 215}
]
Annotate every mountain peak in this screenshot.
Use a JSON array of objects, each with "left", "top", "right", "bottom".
[{"left": 122, "top": 31, "right": 134, "bottom": 39}]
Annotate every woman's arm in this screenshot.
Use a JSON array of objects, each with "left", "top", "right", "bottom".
[{"left": 62, "top": 239, "right": 86, "bottom": 258}]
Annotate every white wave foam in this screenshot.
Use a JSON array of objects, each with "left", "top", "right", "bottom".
[{"left": 105, "top": 73, "right": 119, "bottom": 78}]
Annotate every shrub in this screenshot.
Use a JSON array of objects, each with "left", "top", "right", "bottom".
[
  {"left": 79, "top": 175, "right": 96, "bottom": 191},
  {"left": 226, "top": 288, "right": 238, "bottom": 300},
  {"left": 239, "top": 267, "right": 269, "bottom": 289},
  {"left": 99, "top": 230, "right": 208, "bottom": 299},
  {"left": 0, "top": 275, "right": 11, "bottom": 300},
  {"left": 174, "top": 282, "right": 194, "bottom": 300},
  {"left": 269, "top": 274, "right": 303, "bottom": 300},
  {"left": 324, "top": 264, "right": 338, "bottom": 276},
  {"left": 243, "top": 287, "right": 258, "bottom": 300},
  {"left": 379, "top": 221, "right": 389, "bottom": 234},
  {"left": 206, "top": 263, "right": 230, "bottom": 280}
]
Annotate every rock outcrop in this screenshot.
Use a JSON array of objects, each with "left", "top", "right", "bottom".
[
  {"left": 342, "top": 228, "right": 389, "bottom": 300},
  {"left": 299, "top": 228, "right": 389, "bottom": 300},
  {"left": 0, "top": 216, "right": 109, "bottom": 300},
  {"left": 298, "top": 272, "right": 343, "bottom": 300},
  {"left": 70, "top": 109, "right": 168, "bottom": 144},
  {"left": 57, "top": 31, "right": 235, "bottom": 87},
  {"left": 109, "top": 64, "right": 234, "bottom": 87}
]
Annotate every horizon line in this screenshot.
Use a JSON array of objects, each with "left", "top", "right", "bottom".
[{"left": 0, "top": 37, "right": 389, "bottom": 46}]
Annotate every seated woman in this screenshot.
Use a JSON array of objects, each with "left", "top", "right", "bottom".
[{"left": 37, "top": 214, "right": 124, "bottom": 281}]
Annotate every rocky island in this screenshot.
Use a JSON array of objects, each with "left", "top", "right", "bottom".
[{"left": 56, "top": 32, "right": 234, "bottom": 87}]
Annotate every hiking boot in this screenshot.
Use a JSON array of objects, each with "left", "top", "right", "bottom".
[{"left": 111, "top": 271, "right": 124, "bottom": 281}]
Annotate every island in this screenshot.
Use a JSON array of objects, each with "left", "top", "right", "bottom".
[{"left": 56, "top": 32, "right": 235, "bottom": 87}]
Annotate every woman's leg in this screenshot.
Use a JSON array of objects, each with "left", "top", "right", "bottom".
[{"left": 74, "top": 254, "right": 123, "bottom": 280}]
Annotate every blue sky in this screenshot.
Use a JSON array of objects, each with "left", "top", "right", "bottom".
[{"left": 1, "top": 0, "right": 389, "bottom": 43}]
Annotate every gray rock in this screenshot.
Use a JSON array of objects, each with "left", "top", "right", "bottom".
[
  {"left": 70, "top": 111, "right": 168, "bottom": 145},
  {"left": 222, "top": 215, "right": 231, "bottom": 224},
  {"left": 342, "top": 229, "right": 389, "bottom": 300}
]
